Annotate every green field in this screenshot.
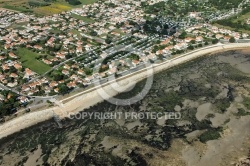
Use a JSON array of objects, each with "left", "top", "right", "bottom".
[
  {"left": 213, "top": 7, "right": 250, "bottom": 34},
  {"left": 233, "top": 12, "right": 250, "bottom": 23},
  {"left": 16, "top": 48, "right": 51, "bottom": 75},
  {"left": 2, "top": 5, "right": 32, "bottom": 13},
  {"left": 49, "top": 29, "right": 62, "bottom": 34},
  {"left": 33, "top": 3, "right": 72, "bottom": 16},
  {"left": 71, "top": 13, "right": 95, "bottom": 23},
  {"left": 213, "top": 23, "right": 250, "bottom": 34},
  {"left": 112, "top": 29, "right": 125, "bottom": 35},
  {"left": 79, "top": 0, "right": 98, "bottom": 5},
  {"left": 70, "top": 29, "right": 82, "bottom": 37},
  {"left": 1, "top": 0, "right": 99, "bottom": 15}
]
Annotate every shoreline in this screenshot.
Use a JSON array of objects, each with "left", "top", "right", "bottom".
[{"left": 0, "top": 43, "right": 250, "bottom": 139}]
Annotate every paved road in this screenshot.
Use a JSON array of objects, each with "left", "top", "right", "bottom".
[
  {"left": 1, "top": 42, "right": 250, "bottom": 140},
  {"left": 2, "top": 39, "right": 249, "bottom": 107},
  {"left": 0, "top": 83, "right": 23, "bottom": 95},
  {"left": 61, "top": 42, "right": 248, "bottom": 103}
]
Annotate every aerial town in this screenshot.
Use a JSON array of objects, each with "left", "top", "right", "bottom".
[
  {"left": 0, "top": 0, "right": 249, "bottom": 114},
  {"left": 0, "top": 0, "right": 250, "bottom": 166}
]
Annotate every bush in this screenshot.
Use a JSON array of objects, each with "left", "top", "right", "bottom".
[
  {"left": 28, "top": 0, "right": 50, "bottom": 7},
  {"left": 199, "top": 129, "right": 221, "bottom": 143},
  {"left": 243, "top": 97, "right": 250, "bottom": 110},
  {"left": 66, "top": 0, "right": 81, "bottom": 5},
  {"left": 235, "top": 108, "right": 250, "bottom": 116},
  {"left": 215, "top": 98, "right": 231, "bottom": 113}
]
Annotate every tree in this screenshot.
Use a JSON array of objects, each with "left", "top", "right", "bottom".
[
  {"left": 191, "top": 40, "right": 196, "bottom": 44},
  {"left": 156, "top": 40, "right": 161, "bottom": 44},
  {"left": 188, "top": 45, "right": 194, "bottom": 50},
  {"left": 53, "top": 73, "right": 64, "bottom": 81},
  {"left": 65, "top": 54, "right": 73, "bottom": 59},
  {"left": 212, "top": 39, "right": 219, "bottom": 44},
  {"left": 172, "top": 40, "right": 176, "bottom": 46},
  {"left": 179, "top": 31, "right": 187, "bottom": 39},
  {"left": 105, "top": 37, "right": 112, "bottom": 44},
  {"left": 84, "top": 68, "right": 93, "bottom": 75},
  {"left": 59, "top": 84, "right": 69, "bottom": 94},
  {"left": 157, "top": 54, "right": 164, "bottom": 60},
  {"left": 229, "top": 37, "right": 236, "bottom": 43},
  {"left": 82, "top": 37, "right": 88, "bottom": 41},
  {"left": 53, "top": 44, "right": 62, "bottom": 52},
  {"left": 90, "top": 30, "right": 97, "bottom": 36}
]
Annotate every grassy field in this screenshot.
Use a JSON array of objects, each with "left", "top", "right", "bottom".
[
  {"left": 0, "top": 0, "right": 28, "bottom": 11},
  {"left": 33, "top": 3, "right": 72, "bottom": 15},
  {"left": 235, "top": 13, "right": 250, "bottom": 22},
  {"left": 71, "top": 13, "right": 95, "bottom": 23},
  {"left": 8, "top": 22, "right": 28, "bottom": 30},
  {"left": 213, "top": 7, "right": 250, "bottom": 34},
  {"left": 1, "top": 0, "right": 99, "bottom": 15},
  {"left": 70, "top": 29, "right": 82, "bottom": 37},
  {"left": 2, "top": 5, "right": 32, "bottom": 13},
  {"left": 49, "top": 28, "right": 62, "bottom": 34},
  {"left": 112, "top": 29, "right": 125, "bottom": 35},
  {"left": 16, "top": 48, "right": 51, "bottom": 75},
  {"left": 213, "top": 23, "right": 250, "bottom": 34},
  {"left": 79, "top": 0, "right": 98, "bottom": 5}
]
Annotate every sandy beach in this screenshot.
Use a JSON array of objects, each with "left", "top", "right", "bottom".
[{"left": 0, "top": 42, "right": 250, "bottom": 139}]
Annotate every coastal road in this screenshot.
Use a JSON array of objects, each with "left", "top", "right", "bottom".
[
  {"left": 60, "top": 43, "right": 224, "bottom": 103},
  {"left": 1, "top": 42, "right": 250, "bottom": 139}
]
